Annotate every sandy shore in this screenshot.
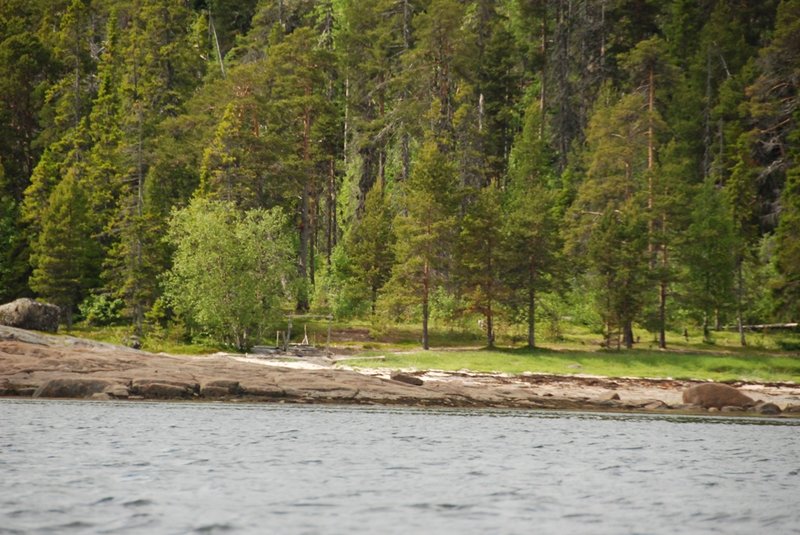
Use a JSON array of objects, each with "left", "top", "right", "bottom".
[{"left": 2, "top": 326, "right": 799, "bottom": 417}]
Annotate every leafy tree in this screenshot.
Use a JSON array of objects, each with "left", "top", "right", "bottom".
[{"left": 164, "top": 198, "right": 295, "bottom": 351}]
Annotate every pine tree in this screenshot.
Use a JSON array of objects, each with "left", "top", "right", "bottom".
[
  {"left": 101, "top": 0, "right": 203, "bottom": 333},
  {"left": 679, "top": 180, "right": 736, "bottom": 341},
  {"left": 200, "top": 102, "right": 276, "bottom": 209},
  {"left": 337, "top": 0, "right": 406, "bottom": 201},
  {"left": 0, "top": 160, "right": 29, "bottom": 301},
  {"left": 620, "top": 35, "right": 677, "bottom": 348},
  {"left": 407, "top": 0, "right": 467, "bottom": 143},
  {"left": 457, "top": 183, "right": 503, "bottom": 348},
  {"left": 29, "top": 171, "right": 101, "bottom": 327},
  {"left": 383, "top": 138, "right": 458, "bottom": 349},
  {"left": 343, "top": 183, "right": 395, "bottom": 315},
  {"left": 502, "top": 103, "right": 561, "bottom": 349},
  {"left": 0, "top": 9, "right": 55, "bottom": 201},
  {"left": 774, "top": 116, "right": 800, "bottom": 318},
  {"left": 567, "top": 87, "right": 651, "bottom": 348}
]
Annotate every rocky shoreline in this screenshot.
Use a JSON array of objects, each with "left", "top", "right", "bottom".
[{"left": 2, "top": 325, "right": 799, "bottom": 417}]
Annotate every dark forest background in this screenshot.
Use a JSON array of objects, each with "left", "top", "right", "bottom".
[{"left": 1, "top": 0, "right": 798, "bottom": 349}]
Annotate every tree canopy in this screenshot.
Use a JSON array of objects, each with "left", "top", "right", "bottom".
[{"left": 1, "top": 0, "right": 798, "bottom": 349}]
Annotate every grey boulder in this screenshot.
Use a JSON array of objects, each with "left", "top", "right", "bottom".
[{"left": 0, "top": 298, "right": 60, "bottom": 333}]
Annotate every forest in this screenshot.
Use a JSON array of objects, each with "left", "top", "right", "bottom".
[{"left": 0, "top": 0, "right": 798, "bottom": 351}]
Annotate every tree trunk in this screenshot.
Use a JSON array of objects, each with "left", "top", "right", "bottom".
[
  {"left": 401, "top": 132, "right": 410, "bottom": 182},
  {"left": 623, "top": 320, "right": 634, "bottom": 349},
  {"left": 297, "top": 182, "right": 310, "bottom": 312},
  {"left": 327, "top": 158, "right": 335, "bottom": 266},
  {"left": 297, "top": 97, "right": 313, "bottom": 312},
  {"left": 737, "top": 260, "right": 747, "bottom": 346},
  {"left": 538, "top": 13, "right": 546, "bottom": 140},
  {"left": 658, "top": 239, "right": 668, "bottom": 349},
  {"left": 658, "top": 278, "right": 667, "bottom": 349},
  {"left": 422, "top": 259, "right": 430, "bottom": 350},
  {"left": 528, "top": 289, "right": 536, "bottom": 349},
  {"left": 343, "top": 76, "right": 349, "bottom": 168},
  {"left": 309, "top": 197, "right": 316, "bottom": 287},
  {"left": 528, "top": 270, "right": 536, "bottom": 348},
  {"left": 486, "top": 310, "right": 493, "bottom": 349},
  {"left": 647, "top": 65, "right": 655, "bottom": 267}
]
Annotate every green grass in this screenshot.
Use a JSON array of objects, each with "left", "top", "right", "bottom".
[
  {"left": 64, "top": 320, "right": 800, "bottom": 382},
  {"left": 66, "top": 324, "right": 223, "bottom": 355},
  {"left": 342, "top": 347, "right": 800, "bottom": 383}
]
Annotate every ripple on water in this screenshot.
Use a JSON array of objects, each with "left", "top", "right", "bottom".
[{"left": 1, "top": 401, "right": 799, "bottom": 535}]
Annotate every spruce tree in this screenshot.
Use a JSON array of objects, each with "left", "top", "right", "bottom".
[
  {"left": 679, "top": 180, "right": 736, "bottom": 341},
  {"left": 457, "top": 184, "right": 504, "bottom": 348},
  {"left": 567, "top": 87, "right": 651, "bottom": 348},
  {"left": 502, "top": 103, "right": 561, "bottom": 349},
  {"left": 101, "top": 0, "right": 202, "bottom": 334},
  {"left": 383, "top": 138, "right": 458, "bottom": 349},
  {"left": 29, "top": 171, "right": 101, "bottom": 327},
  {"left": 620, "top": 35, "right": 676, "bottom": 348},
  {"left": 774, "top": 121, "right": 800, "bottom": 319},
  {"left": 343, "top": 183, "right": 395, "bottom": 315}
]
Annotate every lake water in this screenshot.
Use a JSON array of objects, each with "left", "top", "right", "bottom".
[{"left": 1, "top": 400, "right": 799, "bottom": 534}]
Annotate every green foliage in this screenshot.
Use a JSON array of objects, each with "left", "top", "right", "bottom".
[
  {"left": 678, "top": 180, "right": 736, "bottom": 338},
  {"left": 340, "top": 183, "right": 395, "bottom": 314},
  {"left": 313, "top": 245, "right": 370, "bottom": 320},
  {"left": 775, "top": 154, "right": 800, "bottom": 317},
  {"left": 382, "top": 138, "right": 459, "bottom": 349},
  {"left": 457, "top": 184, "right": 504, "bottom": 346},
  {"left": 502, "top": 102, "right": 562, "bottom": 348},
  {"left": 78, "top": 293, "right": 124, "bottom": 326},
  {"left": 344, "top": 346, "right": 800, "bottom": 383},
  {"left": 0, "top": 162, "right": 29, "bottom": 301},
  {"left": 568, "top": 89, "right": 653, "bottom": 347},
  {"left": 29, "top": 171, "right": 101, "bottom": 326},
  {"left": 163, "top": 198, "right": 295, "bottom": 351},
  {"left": 2, "top": 0, "right": 800, "bottom": 352}
]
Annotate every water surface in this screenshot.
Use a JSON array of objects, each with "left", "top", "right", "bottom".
[{"left": 2, "top": 400, "right": 799, "bottom": 534}]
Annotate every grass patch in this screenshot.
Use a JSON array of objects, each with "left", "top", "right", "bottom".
[
  {"left": 342, "top": 347, "right": 800, "bottom": 383},
  {"left": 66, "top": 324, "right": 223, "bottom": 355},
  {"left": 64, "top": 320, "right": 800, "bottom": 382}
]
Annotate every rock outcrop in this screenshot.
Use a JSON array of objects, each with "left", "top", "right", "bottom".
[
  {"left": 682, "top": 383, "right": 755, "bottom": 409},
  {"left": 0, "top": 298, "right": 60, "bottom": 333},
  {"left": 1, "top": 325, "right": 797, "bottom": 416},
  {"left": 390, "top": 371, "right": 424, "bottom": 386},
  {"left": 33, "top": 378, "right": 113, "bottom": 398}
]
